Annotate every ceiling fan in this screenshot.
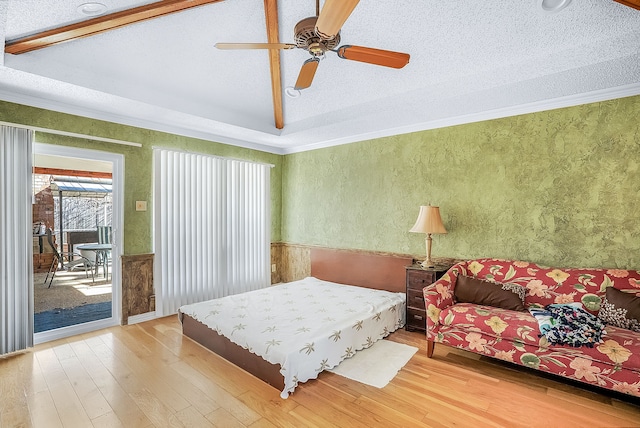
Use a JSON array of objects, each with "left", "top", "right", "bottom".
[{"left": 215, "top": 0, "right": 410, "bottom": 92}]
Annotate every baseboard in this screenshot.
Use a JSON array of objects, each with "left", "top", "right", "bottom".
[{"left": 127, "top": 311, "right": 157, "bottom": 325}]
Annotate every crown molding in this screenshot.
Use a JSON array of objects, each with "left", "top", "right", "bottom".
[
  {"left": 283, "top": 82, "right": 640, "bottom": 154},
  {"left": 0, "top": 88, "right": 286, "bottom": 155},
  {"left": 2, "top": 82, "right": 639, "bottom": 156}
]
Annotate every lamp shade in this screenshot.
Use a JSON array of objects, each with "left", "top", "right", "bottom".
[{"left": 410, "top": 206, "right": 447, "bottom": 234}]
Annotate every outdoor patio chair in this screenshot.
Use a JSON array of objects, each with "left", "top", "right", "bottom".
[
  {"left": 96, "top": 225, "right": 112, "bottom": 276},
  {"left": 44, "top": 228, "right": 95, "bottom": 288},
  {"left": 97, "top": 225, "right": 112, "bottom": 245}
]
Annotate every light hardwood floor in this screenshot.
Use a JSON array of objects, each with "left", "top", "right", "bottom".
[{"left": 1, "top": 316, "right": 639, "bottom": 427}]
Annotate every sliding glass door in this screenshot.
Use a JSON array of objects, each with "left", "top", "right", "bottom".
[{"left": 32, "top": 143, "right": 123, "bottom": 344}]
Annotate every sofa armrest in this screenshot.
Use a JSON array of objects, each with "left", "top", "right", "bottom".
[{"left": 423, "top": 263, "right": 466, "bottom": 337}]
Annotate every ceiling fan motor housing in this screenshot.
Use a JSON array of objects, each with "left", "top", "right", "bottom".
[{"left": 294, "top": 16, "right": 340, "bottom": 55}]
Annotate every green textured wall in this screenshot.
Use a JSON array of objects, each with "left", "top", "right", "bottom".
[
  {"left": 0, "top": 101, "right": 282, "bottom": 255},
  {"left": 5, "top": 95, "right": 639, "bottom": 269},
  {"left": 282, "top": 96, "right": 640, "bottom": 269}
]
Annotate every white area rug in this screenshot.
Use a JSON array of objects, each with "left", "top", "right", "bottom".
[{"left": 328, "top": 339, "right": 418, "bottom": 388}]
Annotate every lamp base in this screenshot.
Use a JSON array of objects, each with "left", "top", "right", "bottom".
[
  {"left": 420, "top": 259, "right": 435, "bottom": 269},
  {"left": 421, "top": 234, "right": 435, "bottom": 269}
]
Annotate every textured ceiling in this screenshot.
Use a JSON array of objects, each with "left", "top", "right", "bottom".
[{"left": 1, "top": 0, "right": 639, "bottom": 154}]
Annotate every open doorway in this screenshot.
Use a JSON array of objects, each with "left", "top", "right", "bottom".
[{"left": 32, "top": 143, "right": 123, "bottom": 344}]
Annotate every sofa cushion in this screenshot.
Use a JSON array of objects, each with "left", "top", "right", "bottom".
[
  {"left": 454, "top": 275, "right": 526, "bottom": 311},
  {"left": 551, "top": 326, "right": 640, "bottom": 373},
  {"left": 439, "top": 303, "right": 542, "bottom": 347},
  {"left": 439, "top": 304, "right": 640, "bottom": 373},
  {"left": 598, "top": 287, "right": 640, "bottom": 332}
]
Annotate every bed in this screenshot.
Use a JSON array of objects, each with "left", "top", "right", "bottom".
[{"left": 179, "top": 248, "right": 413, "bottom": 398}]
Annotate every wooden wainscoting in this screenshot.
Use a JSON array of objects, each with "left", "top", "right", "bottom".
[
  {"left": 270, "top": 242, "right": 283, "bottom": 284},
  {"left": 271, "top": 243, "right": 311, "bottom": 284},
  {"left": 121, "top": 253, "right": 154, "bottom": 325}
]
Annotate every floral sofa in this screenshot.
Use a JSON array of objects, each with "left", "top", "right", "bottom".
[{"left": 423, "top": 258, "right": 640, "bottom": 397}]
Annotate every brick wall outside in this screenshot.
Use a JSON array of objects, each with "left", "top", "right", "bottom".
[{"left": 32, "top": 177, "right": 55, "bottom": 232}]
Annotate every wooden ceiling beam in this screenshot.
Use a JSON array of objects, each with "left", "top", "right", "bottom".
[
  {"left": 5, "top": 0, "right": 224, "bottom": 55},
  {"left": 264, "top": 0, "right": 284, "bottom": 130},
  {"left": 614, "top": 0, "right": 640, "bottom": 10},
  {"left": 34, "top": 167, "right": 112, "bottom": 179}
]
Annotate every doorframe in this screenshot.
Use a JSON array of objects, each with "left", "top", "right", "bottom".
[{"left": 33, "top": 143, "right": 124, "bottom": 344}]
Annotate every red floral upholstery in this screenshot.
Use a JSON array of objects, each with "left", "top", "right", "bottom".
[
  {"left": 438, "top": 303, "right": 547, "bottom": 348},
  {"left": 424, "top": 258, "right": 640, "bottom": 397}
]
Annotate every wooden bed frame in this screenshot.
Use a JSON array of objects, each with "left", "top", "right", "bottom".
[{"left": 181, "top": 247, "right": 413, "bottom": 392}]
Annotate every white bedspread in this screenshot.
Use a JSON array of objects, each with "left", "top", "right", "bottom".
[{"left": 179, "top": 276, "right": 406, "bottom": 398}]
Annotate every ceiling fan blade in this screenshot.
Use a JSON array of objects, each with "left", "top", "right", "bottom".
[
  {"left": 337, "top": 45, "right": 410, "bottom": 69},
  {"left": 315, "top": 0, "right": 359, "bottom": 40},
  {"left": 215, "top": 43, "right": 296, "bottom": 50},
  {"left": 294, "top": 58, "right": 320, "bottom": 90}
]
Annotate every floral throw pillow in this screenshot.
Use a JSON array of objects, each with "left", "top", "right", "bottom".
[{"left": 598, "top": 287, "right": 640, "bottom": 332}]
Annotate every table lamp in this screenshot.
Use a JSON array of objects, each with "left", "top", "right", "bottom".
[{"left": 410, "top": 205, "right": 447, "bottom": 268}]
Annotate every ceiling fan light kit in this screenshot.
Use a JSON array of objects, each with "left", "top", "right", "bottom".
[
  {"left": 216, "top": 0, "right": 410, "bottom": 96},
  {"left": 285, "top": 87, "right": 302, "bottom": 98}
]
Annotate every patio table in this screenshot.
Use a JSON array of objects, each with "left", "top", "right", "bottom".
[{"left": 76, "top": 243, "right": 112, "bottom": 279}]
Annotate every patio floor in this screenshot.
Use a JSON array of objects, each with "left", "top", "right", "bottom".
[{"left": 33, "top": 268, "right": 112, "bottom": 314}]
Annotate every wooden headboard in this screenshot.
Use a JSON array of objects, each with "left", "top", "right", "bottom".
[{"left": 310, "top": 248, "right": 413, "bottom": 293}]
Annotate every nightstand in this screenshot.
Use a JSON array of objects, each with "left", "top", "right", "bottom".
[{"left": 405, "top": 264, "right": 451, "bottom": 332}]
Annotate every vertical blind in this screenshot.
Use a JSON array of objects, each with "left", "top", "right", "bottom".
[
  {"left": 0, "top": 126, "right": 33, "bottom": 355},
  {"left": 154, "top": 149, "right": 271, "bottom": 316}
]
